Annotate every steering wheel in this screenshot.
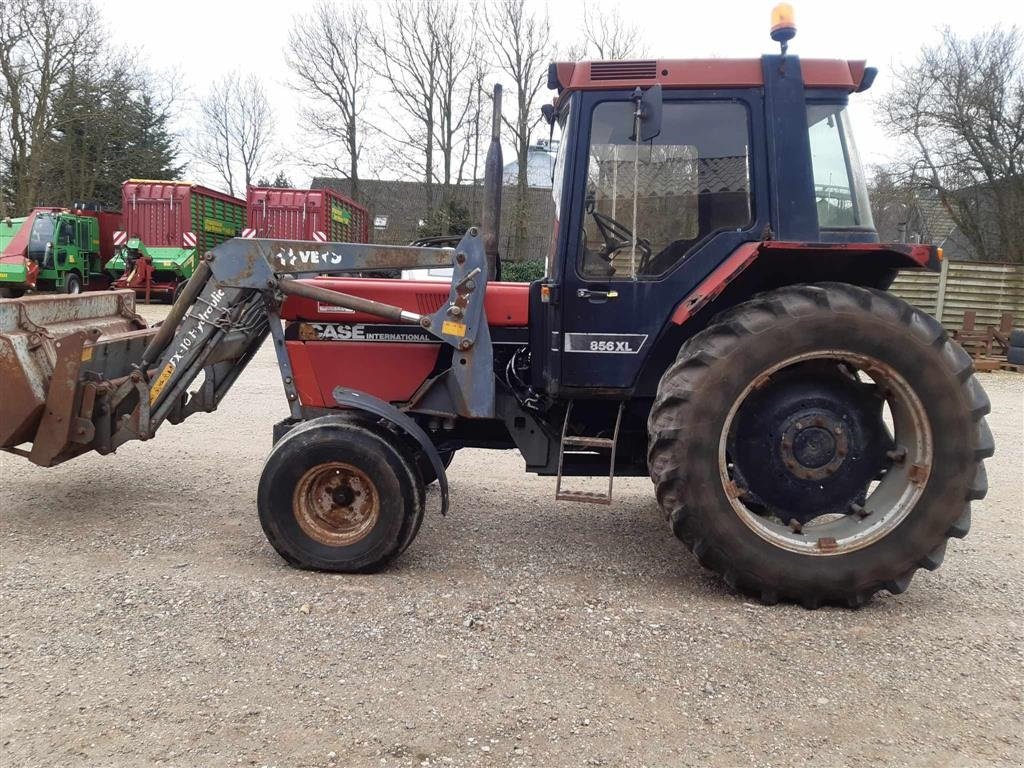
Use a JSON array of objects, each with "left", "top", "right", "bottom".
[{"left": 585, "top": 194, "right": 653, "bottom": 273}]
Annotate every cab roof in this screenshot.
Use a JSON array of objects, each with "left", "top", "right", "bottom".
[{"left": 549, "top": 57, "right": 872, "bottom": 99}]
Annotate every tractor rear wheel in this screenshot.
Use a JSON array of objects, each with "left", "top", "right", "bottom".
[
  {"left": 648, "top": 282, "right": 993, "bottom": 608},
  {"left": 258, "top": 415, "right": 425, "bottom": 572}
]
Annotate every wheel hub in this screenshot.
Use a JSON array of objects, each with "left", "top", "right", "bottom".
[
  {"left": 728, "top": 362, "right": 892, "bottom": 525},
  {"left": 780, "top": 412, "right": 849, "bottom": 480},
  {"left": 293, "top": 462, "right": 380, "bottom": 547}
]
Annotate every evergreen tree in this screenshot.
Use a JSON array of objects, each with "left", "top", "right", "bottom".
[{"left": 34, "top": 63, "right": 181, "bottom": 209}]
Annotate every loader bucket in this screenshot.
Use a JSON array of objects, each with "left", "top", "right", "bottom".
[{"left": 0, "top": 291, "right": 148, "bottom": 462}]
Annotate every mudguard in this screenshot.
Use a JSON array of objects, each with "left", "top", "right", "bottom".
[{"left": 331, "top": 386, "right": 450, "bottom": 516}]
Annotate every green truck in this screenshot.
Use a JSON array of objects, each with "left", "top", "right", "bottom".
[
  {"left": 0, "top": 206, "right": 121, "bottom": 297},
  {"left": 108, "top": 180, "right": 246, "bottom": 301}
]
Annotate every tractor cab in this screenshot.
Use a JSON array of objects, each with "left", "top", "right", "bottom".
[{"left": 532, "top": 53, "right": 880, "bottom": 397}]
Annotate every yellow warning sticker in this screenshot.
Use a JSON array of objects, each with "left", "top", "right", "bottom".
[
  {"left": 442, "top": 321, "right": 467, "bottom": 337},
  {"left": 149, "top": 363, "right": 175, "bottom": 404},
  {"left": 80, "top": 346, "right": 93, "bottom": 362}
]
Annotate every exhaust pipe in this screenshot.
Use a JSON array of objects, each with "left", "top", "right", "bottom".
[{"left": 481, "top": 84, "right": 503, "bottom": 282}]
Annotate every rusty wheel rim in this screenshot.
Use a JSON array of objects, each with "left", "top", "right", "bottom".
[
  {"left": 718, "top": 350, "right": 933, "bottom": 557},
  {"left": 293, "top": 462, "right": 380, "bottom": 547}
]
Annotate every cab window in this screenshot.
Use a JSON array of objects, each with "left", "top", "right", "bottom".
[
  {"left": 28, "top": 215, "right": 54, "bottom": 259},
  {"left": 58, "top": 219, "right": 75, "bottom": 244},
  {"left": 807, "top": 104, "right": 873, "bottom": 229},
  {"left": 580, "top": 100, "right": 752, "bottom": 279}
]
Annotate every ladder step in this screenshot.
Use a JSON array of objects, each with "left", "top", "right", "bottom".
[
  {"left": 555, "top": 490, "right": 613, "bottom": 505},
  {"left": 562, "top": 436, "right": 615, "bottom": 448},
  {"left": 554, "top": 401, "right": 625, "bottom": 506}
]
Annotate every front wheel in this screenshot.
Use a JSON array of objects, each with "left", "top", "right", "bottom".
[
  {"left": 64, "top": 272, "right": 81, "bottom": 294},
  {"left": 648, "top": 283, "right": 993, "bottom": 608},
  {"left": 258, "top": 416, "right": 426, "bottom": 572}
]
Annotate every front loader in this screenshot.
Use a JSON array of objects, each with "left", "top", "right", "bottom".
[{"left": 0, "top": 13, "right": 993, "bottom": 607}]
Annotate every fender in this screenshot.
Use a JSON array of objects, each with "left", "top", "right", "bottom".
[
  {"left": 670, "top": 240, "right": 943, "bottom": 326},
  {"left": 331, "top": 386, "right": 450, "bottom": 516},
  {"left": 632, "top": 239, "right": 944, "bottom": 396}
]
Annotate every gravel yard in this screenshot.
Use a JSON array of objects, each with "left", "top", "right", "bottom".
[{"left": 1, "top": 304, "right": 1022, "bottom": 767}]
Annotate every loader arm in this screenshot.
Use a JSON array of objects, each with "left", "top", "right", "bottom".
[{"left": 1, "top": 229, "right": 493, "bottom": 467}]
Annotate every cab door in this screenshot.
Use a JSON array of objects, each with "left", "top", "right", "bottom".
[
  {"left": 53, "top": 217, "right": 77, "bottom": 272},
  {"left": 551, "top": 89, "right": 766, "bottom": 392}
]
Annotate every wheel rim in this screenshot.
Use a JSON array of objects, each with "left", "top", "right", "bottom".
[
  {"left": 718, "top": 350, "right": 933, "bottom": 556},
  {"left": 69, "top": 279, "right": 80, "bottom": 294},
  {"left": 293, "top": 462, "right": 380, "bottom": 547}
]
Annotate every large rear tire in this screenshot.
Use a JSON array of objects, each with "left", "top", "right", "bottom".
[
  {"left": 648, "top": 283, "right": 993, "bottom": 608},
  {"left": 258, "top": 416, "right": 426, "bottom": 572}
]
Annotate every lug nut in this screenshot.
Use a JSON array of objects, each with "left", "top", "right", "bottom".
[
  {"left": 886, "top": 446, "right": 907, "bottom": 463},
  {"left": 848, "top": 502, "right": 869, "bottom": 518}
]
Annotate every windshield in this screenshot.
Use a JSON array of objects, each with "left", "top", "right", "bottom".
[
  {"left": 807, "top": 104, "right": 873, "bottom": 229},
  {"left": 28, "top": 214, "right": 54, "bottom": 261},
  {"left": 551, "top": 103, "right": 571, "bottom": 222},
  {"left": 547, "top": 101, "right": 572, "bottom": 277}
]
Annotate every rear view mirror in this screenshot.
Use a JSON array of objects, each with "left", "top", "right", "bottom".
[{"left": 630, "top": 84, "right": 662, "bottom": 142}]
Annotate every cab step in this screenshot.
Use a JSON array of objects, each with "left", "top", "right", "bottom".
[{"left": 555, "top": 401, "right": 624, "bottom": 505}]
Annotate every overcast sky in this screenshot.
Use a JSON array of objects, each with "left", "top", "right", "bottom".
[{"left": 96, "top": 0, "right": 1019, "bottom": 188}]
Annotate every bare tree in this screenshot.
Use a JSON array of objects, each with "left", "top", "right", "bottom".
[
  {"left": 878, "top": 25, "right": 1024, "bottom": 263},
  {"left": 286, "top": 0, "right": 370, "bottom": 200},
  {"left": 485, "top": 0, "right": 552, "bottom": 261},
  {"left": 432, "top": 0, "right": 481, "bottom": 200},
  {"left": 565, "top": 4, "right": 646, "bottom": 61},
  {"left": 368, "top": 0, "right": 441, "bottom": 195},
  {"left": 194, "top": 71, "right": 275, "bottom": 197},
  {"left": 0, "top": 0, "right": 102, "bottom": 212},
  {"left": 368, "top": 0, "right": 483, "bottom": 229},
  {"left": 867, "top": 165, "right": 917, "bottom": 242}
]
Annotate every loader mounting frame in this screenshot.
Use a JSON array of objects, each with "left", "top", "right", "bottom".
[{"left": 2, "top": 230, "right": 495, "bottom": 468}]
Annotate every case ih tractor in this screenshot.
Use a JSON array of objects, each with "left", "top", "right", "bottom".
[{"left": 0, "top": 17, "right": 993, "bottom": 608}]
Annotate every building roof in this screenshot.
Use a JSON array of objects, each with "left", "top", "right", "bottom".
[{"left": 911, "top": 192, "right": 958, "bottom": 245}]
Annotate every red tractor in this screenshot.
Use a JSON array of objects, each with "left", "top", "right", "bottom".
[{"left": 0, "top": 17, "right": 992, "bottom": 608}]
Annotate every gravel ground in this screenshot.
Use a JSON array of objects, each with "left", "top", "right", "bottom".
[{"left": 1, "top": 303, "right": 1022, "bottom": 767}]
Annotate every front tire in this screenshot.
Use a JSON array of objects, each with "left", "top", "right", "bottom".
[
  {"left": 258, "top": 416, "right": 425, "bottom": 572},
  {"left": 64, "top": 272, "right": 82, "bottom": 294},
  {"left": 648, "top": 283, "right": 993, "bottom": 608}
]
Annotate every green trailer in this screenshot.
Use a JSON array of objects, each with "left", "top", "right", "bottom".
[
  {"left": 108, "top": 180, "right": 246, "bottom": 301},
  {"left": 0, "top": 207, "right": 121, "bottom": 297}
]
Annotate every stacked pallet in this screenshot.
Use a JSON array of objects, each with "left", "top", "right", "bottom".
[{"left": 954, "top": 311, "right": 1023, "bottom": 372}]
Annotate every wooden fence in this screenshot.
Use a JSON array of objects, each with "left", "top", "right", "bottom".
[{"left": 889, "top": 260, "right": 1024, "bottom": 330}]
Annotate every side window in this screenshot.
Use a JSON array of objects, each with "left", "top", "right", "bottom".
[
  {"left": 580, "top": 101, "right": 752, "bottom": 279},
  {"left": 807, "top": 104, "right": 873, "bottom": 228}
]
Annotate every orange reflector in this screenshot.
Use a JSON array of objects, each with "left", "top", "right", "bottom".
[{"left": 936, "top": 247, "right": 944, "bottom": 261}]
